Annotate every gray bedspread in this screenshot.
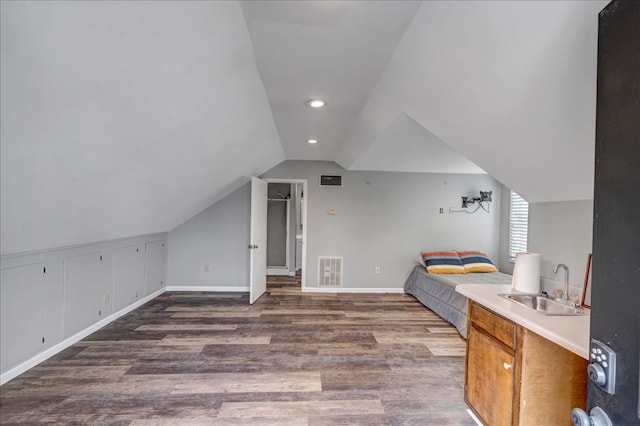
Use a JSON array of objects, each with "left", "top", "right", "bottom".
[{"left": 403, "top": 265, "right": 512, "bottom": 339}]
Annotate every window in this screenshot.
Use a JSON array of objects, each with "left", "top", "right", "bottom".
[{"left": 509, "top": 190, "right": 529, "bottom": 261}]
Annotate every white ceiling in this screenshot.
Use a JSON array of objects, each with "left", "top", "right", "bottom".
[
  {"left": 244, "top": 0, "right": 607, "bottom": 199},
  {"left": 336, "top": 0, "right": 607, "bottom": 202},
  {"left": 241, "top": 0, "right": 420, "bottom": 161},
  {"left": 350, "top": 113, "right": 486, "bottom": 174},
  {"left": 1, "top": 0, "right": 608, "bottom": 255}
]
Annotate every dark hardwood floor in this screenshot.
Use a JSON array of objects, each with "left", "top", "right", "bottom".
[{"left": 0, "top": 274, "right": 474, "bottom": 425}]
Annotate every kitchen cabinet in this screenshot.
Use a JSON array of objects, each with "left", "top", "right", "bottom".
[{"left": 465, "top": 300, "right": 588, "bottom": 425}]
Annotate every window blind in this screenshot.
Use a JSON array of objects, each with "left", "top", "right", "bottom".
[{"left": 509, "top": 191, "right": 529, "bottom": 261}]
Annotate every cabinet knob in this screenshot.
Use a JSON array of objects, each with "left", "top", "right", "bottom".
[{"left": 503, "top": 362, "right": 512, "bottom": 370}]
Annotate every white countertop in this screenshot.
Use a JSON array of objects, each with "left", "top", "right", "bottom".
[{"left": 456, "top": 284, "right": 590, "bottom": 359}]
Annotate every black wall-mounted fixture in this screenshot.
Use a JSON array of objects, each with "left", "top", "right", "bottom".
[
  {"left": 449, "top": 190, "right": 493, "bottom": 214},
  {"left": 461, "top": 191, "right": 492, "bottom": 208}
]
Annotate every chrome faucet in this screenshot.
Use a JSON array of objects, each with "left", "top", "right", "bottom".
[{"left": 553, "top": 264, "right": 570, "bottom": 301}]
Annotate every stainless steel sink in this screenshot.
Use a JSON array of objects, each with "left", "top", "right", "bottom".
[{"left": 498, "top": 293, "right": 587, "bottom": 316}]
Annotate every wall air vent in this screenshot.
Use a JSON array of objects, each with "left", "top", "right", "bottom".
[
  {"left": 319, "top": 175, "right": 343, "bottom": 187},
  {"left": 317, "top": 256, "right": 343, "bottom": 287}
]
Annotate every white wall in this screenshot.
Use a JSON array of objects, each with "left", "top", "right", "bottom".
[
  {"left": 263, "top": 161, "right": 502, "bottom": 289},
  {"left": 167, "top": 183, "right": 250, "bottom": 290},
  {"left": 1, "top": 233, "right": 167, "bottom": 382},
  {"left": 167, "top": 160, "right": 503, "bottom": 291},
  {"left": 528, "top": 200, "right": 593, "bottom": 299}
]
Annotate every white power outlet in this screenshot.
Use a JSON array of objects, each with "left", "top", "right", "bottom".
[
  {"left": 103, "top": 292, "right": 110, "bottom": 302},
  {"left": 204, "top": 264, "right": 210, "bottom": 272},
  {"left": 375, "top": 266, "right": 381, "bottom": 274}
]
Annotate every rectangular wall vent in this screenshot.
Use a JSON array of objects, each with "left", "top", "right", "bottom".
[
  {"left": 319, "top": 175, "right": 343, "bottom": 187},
  {"left": 317, "top": 256, "right": 343, "bottom": 287}
]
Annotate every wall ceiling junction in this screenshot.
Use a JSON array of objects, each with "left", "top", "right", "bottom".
[{"left": 1, "top": 1, "right": 607, "bottom": 255}]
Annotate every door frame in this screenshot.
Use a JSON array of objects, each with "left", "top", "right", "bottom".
[{"left": 263, "top": 178, "right": 308, "bottom": 290}]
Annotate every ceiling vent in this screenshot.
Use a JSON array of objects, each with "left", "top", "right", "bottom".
[
  {"left": 319, "top": 175, "right": 342, "bottom": 187},
  {"left": 317, "top": 256, "right": 343, "bottom": 287}
]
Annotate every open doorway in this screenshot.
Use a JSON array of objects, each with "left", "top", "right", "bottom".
[
  {"left": 266, "top": 183, "right": 292, "bottom": 276},
  {"left": 264, "top": 179, "right": 307, "bottom": 292}
]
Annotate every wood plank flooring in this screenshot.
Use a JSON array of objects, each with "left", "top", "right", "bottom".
[{"left": 0, "top": 275, "right": 474, "bottom": 425}]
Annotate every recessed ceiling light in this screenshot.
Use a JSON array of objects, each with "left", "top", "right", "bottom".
[
  {"left": 307, "top": 99, "right": 325, "bottom": 108},
  {"left": 307, "top": 139, "right": 318, "bottom": 144}
]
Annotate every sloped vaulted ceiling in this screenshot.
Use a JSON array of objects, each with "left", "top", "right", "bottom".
[
  {"left": 240, "top": 0, "right": 421, "bottom": 161},
  {"left": 1, "top": 1, "right": 284, "bottom": 255},
  {"left": 1, "top": 0, "right": 608, "bottom": 256},
  {"left": 335, "top": 0, "right": 608, "bottom": 202}
]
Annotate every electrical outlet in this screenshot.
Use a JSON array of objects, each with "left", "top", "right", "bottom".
[
  {"left": 103, "top": 292, "right": 110, "bottom": 302},
  {"left": 204, "top": 264, "right": 210, "bottom": 272},
  {"left": 375, "top": 266, "right": 381, "bottom": 274}
]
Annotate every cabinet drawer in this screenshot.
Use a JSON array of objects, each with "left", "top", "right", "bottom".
[{"left": 469, "top": 301, "right": 515, "bottom": 349}]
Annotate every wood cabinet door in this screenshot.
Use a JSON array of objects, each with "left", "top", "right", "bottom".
[{"left": 466, "top": 324, "right": 515, "bottom": 426}]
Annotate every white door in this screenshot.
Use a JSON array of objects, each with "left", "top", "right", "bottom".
[{"left": 249, "top": 177, "right": 268, "bottom": 304}]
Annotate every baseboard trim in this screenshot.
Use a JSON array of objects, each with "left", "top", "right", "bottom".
[
  {"left": 467, "top": 409, "right": 483, "bottom": 426},
  {"left": 1, "top": 284, "right": 403, "bottom": 384},
  {"left": 0, "top": 287, "right": 167, "bottom": 386},
  {"left": 165, "top": 285, "right": 249, "bottom": 292},
  {"left": 302, "top": 287, "right": 405, "bottom": 294}
]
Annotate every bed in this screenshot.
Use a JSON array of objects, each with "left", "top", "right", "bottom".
[{"left": 404, "top": 265, "right": 512, "bottom": 338}]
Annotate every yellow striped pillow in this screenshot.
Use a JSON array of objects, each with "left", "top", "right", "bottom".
[
  {"left": 457, "top": 250, "right": 498, "bottom": 273},
  {"left": 421, "top": 251, "right": 466, "bottom": 274}
]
